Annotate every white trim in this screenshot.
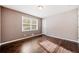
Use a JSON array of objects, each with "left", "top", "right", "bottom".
[
  {"left": 0, "top": 34, "right": 42, "bottom": 46},
  {"left": 22, "top": 16, "right": 30, "bottom": 32},
  {"left": 43, "top": 34, "right": 79, "bottom": 43},
  {"left": 22, "top": 16, "right": 38, "bottom": 32}
]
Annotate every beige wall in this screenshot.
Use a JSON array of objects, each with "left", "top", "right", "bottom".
[
  {"left": 1, "top": 7, "right": 42, "bottom": 43},
  {"left": 78, "top": 8, "right": 79, "bottom": 42},
  {"left": 0, "top": 7, "right": 1, "bottom": 43},
  {"left": 42, "top": 9, "right": 78, "bottom": 42}
]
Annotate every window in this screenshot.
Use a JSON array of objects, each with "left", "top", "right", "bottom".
[{"left": 22, "top": 16, "right": 38, "bottom": 32}]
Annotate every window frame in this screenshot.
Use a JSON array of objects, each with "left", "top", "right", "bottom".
[{"left": 22, "top": 16, "right": 38, "bottom": 32}]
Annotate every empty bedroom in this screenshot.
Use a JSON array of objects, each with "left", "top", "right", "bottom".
[{"left": 0, "top": 5, "right": 79, "bottom": 53}]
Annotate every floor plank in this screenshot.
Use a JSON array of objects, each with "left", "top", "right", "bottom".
[{"left": 0, "top": 35, "right": 78, "bottom": 53}]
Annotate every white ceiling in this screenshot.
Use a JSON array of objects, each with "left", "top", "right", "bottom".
[{"left": 2, "top": 5, "right": 78, "bottom": 18}]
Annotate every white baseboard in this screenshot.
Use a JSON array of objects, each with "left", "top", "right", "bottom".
[
  {"left": 0, "top": 34, "right": 42, "bottom": 46},
  {"left": 44, "top": 34, "right": 79, "bottom": 43}
]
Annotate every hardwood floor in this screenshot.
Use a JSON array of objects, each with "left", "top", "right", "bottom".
[
  {"left": 0, "top": 35, "right": 79, "bottom": 53},
  {"left": 0, "top": 36, "right": 46, "bottom": 53},
  {"left": 41, "top": 35, "right": 79, "bottom": 53}
]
